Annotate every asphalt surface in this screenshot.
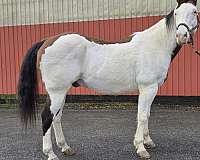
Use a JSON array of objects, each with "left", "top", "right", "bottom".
[{"left": 0, "top": 106, "right": 200, "bottom": 160}]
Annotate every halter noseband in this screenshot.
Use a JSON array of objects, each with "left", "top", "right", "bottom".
[{"left": 177, "top": 22, "right": 199, "bottom": 34}]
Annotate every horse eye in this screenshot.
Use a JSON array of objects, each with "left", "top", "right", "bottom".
[{"left": 194, "top": 11, "right": 197, "bottom": 14}]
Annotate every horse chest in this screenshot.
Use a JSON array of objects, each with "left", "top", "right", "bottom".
[
  {"left": 136, "top": 52, "right": 171, "bottom": 86},
  {"left": 155, "top": 55, "right": 171, "bottom": 84}
]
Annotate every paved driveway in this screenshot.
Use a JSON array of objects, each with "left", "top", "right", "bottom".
[{"left": 0, "top": 106, "right": 200, "bottom": 160}]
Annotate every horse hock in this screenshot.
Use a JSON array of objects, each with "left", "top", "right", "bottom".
[{"left": 42, "top": 106, "right": 54, "bottom": 136}]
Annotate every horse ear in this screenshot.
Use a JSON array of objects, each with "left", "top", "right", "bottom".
[
  {"left": 192, "top": 0, "right": 197, "bottom": 6},
  {"left": 177, "top": 0, "right": 187, "bottom": 4},
  {"left": 177, "top": 0, "right": 197, "bottom": 6},
  {"left": 177, "top": 0, "right": 190, "bottom": 4}
]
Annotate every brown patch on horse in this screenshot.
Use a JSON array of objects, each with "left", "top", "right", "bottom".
[
  {"left": 36, "top": 32, "right": 74, "bottom": 82},
  {"left": 36, "top": 32, "right": 73, "bottom": 69}
]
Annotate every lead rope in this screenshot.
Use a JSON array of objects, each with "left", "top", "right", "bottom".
[
  {"left": 190, "top": 35, "right": 200, "bottom": 56},
  {"left": 191, "top": 14, "right": 200, "bottom": 56},
  {"left": 191, "top": 44, "right": 200, "bottom": 56}
]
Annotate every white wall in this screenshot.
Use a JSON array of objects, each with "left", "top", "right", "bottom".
[{"left": 0, "top": 0, "right": 185, "bottom": 26}]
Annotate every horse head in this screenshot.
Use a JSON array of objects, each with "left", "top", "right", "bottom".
[{"left": 175, "top": 0, "right": 199, "bottom": 45}]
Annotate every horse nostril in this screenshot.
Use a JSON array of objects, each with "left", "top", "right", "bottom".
[{"left": 184, "top": 33, "right": 187, "bottom": 37}]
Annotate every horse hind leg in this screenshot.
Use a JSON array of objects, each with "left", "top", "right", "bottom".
[
  {"left": 42, "top": 88, "right": 68, "bottom": 160},
  {"left": 53, "top": 97, "right": 75, "bottom": 156},
  {"left": 42, "top": 126, "right": 59, "bottom": 160},
  {"left": 42, "top": 90, "right": 67, "bottom": 136}
]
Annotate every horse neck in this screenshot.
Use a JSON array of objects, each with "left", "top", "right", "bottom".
[{"left": 142, "top": 17, "right": 178, "bottom": 57}]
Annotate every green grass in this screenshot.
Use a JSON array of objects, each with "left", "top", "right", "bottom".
[
  {"left": 0, "top": 104, "right": 17, "bottom": 109},
  {"left": 64, "top": 103, "right": 137, "bottom": 110},
  {"left": 1, "top": 102, "right": 200, "bottom": 111},
  {"left": 0, "top": 103, "right": 137, "bottom": 110}
]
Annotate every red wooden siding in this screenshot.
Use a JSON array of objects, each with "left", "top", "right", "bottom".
[{"left": 0, "top": 16, "right": 200, "bottom": 96}]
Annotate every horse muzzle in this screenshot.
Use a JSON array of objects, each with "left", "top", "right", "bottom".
[
  {"left": 176, "top": 34, "right": 191, "bottom": 45},
  {"left": 176, "top": 27, "right": 191, "bottom": 45}
]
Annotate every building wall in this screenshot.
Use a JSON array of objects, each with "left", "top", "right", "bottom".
[{"left": 0, "top": 0, "right": 200, "bottom": 96}]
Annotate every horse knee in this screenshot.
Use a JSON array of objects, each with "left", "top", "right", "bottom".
[
  {"left": 137, "top": 112, "right": 148, "bottom": 124},
  {"left": 41, "top": 106, "right": 54, "bottom": 136}
]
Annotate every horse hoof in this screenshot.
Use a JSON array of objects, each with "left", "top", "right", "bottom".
[
  {"left": 137, "top": 150, "right": 151, "bottom": 159},
  {"left": 48, "top": 156, "right": 59, "bottom": 160},
  {"left": 144, "top": 141, "right": 156, "bottom": 149},
  {"left": 62, "top": 147, "right": 76, "bottom": 156}
]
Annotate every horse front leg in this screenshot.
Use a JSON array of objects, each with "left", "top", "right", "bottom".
[
  {"left": 53, "top": 99, "right": 75, "bottom": 156},
  {"left": 143, "top": 115, "right": 156, "bottom": 149},
  {"left": 134, "top": 83, "right": 158, "bottom": 159}
]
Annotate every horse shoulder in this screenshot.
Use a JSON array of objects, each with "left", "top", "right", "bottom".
[{"left": 136, "top": 51, "right": 171, "bottom": 86}]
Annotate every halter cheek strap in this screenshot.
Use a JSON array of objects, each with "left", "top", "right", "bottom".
[
  {"left": 191, "top": 15, "right": 200, "bottom": 55},
  {"left": 177, "top": 23, "right": 191, "bottom": 32}
]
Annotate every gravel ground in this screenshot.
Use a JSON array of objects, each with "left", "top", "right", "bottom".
[{"left": 0, "top": 104, "right": 200, "bottom": 160}]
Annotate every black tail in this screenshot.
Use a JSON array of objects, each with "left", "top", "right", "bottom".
[{"left": 17, "top": 41, "right": 45, "bottom": 126}]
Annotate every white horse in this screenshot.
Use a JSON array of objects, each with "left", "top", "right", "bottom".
[{"left": 17, "top": 0, "right": 199, "bottom": 159}]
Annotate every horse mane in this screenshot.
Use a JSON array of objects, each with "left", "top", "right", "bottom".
[
  {"left": 165, "top": 10, "right": 182, "bottom": 61},
  {"left": 165, "top": 10, "right": 175, "bottom": 30}
]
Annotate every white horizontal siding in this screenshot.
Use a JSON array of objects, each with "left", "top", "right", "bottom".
[{"left": 0, "top": 0, "right": 199, "bottom": 26}]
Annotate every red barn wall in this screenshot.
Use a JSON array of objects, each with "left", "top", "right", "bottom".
[{"left": 0, "top": 0, "right": 200, "bottom": 96}]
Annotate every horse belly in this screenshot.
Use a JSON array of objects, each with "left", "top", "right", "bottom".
[
  {"left": 83, "top": 77, "right": 138, "bottom": 94},
  {"left": 82, "top": 52, "right": 138, "bottom": 94}
]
